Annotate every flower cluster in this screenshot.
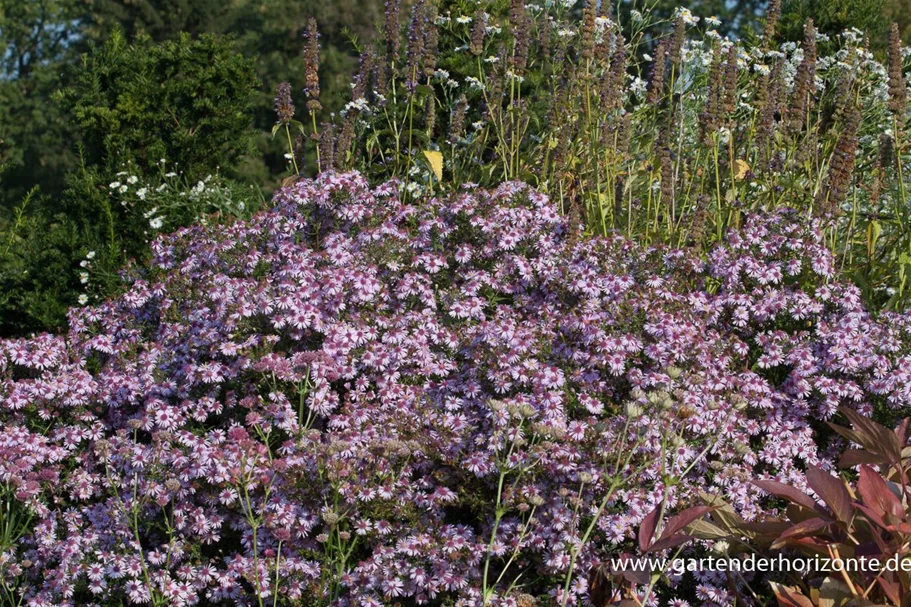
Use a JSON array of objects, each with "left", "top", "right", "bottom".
[{"left": 1, "top": 172, "right": 909, "bottom": 606}]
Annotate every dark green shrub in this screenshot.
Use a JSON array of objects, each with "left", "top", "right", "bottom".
[
  {"left": 57, "top": 30, "right": 260, "bottom": 180},
  {"left": 0, "top": 32, "right": 262, "bottom": 336}
]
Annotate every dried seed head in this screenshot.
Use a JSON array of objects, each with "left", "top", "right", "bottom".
[
  {"left": 756, "top": 58, "right": 784, "bottom": 153},
  {"left": 699, "top": 42, "right": 724, "bottom": 141},
  {"left": 647, "top": 40, "right": 667, "bottom": 106},
  {"left": 670, "top": 15, "right": 686, "bottom": 66},
  {"left": 722, "top": 45, "right": 739, "bottom": 118},
  {"left": 762, "top": 0, "right": 781, "bottom": 49},
  {"left": 512, "top": 12, "right": 532, "bottom": 75},
  {"left": 832, "top": 68, "right": 855, "bottom": 125},
  {"left": 689, "top": 195, "right": 710, "bottom": 248},
  {"left": 449, "top": 94, "right": 468, "bottom": 142},
  {"left": 424, "top": 94, "right": 436, "bottom": 136},
  {"left": 319, "top": 122, "right": 336, "bottom": 171},
  {"left": 788, "top": 20, "right": 816, "bottom": 133},
  {"left": 600, "top": 36, "right": 627, "bottom": 113},
  {"left": 303, "top": 18, "right": 321, "bottom": 112},
  {"left": 336, "top": 119, "right": 355, "bottom": 169},
  {"left": 274, "top": 82, "right": 295, "bottom": 125},
  {"left": 384, "top": 0, "right": 402, "bottom": 68},
  {"left": 404, "top": 0, "right": 428, "bottom": 92},
  {"left": 470, "top": 9, "right": 487, "bottom": 56},
  {"left": 817, "top": 103, "right": 860, "bottom": 216},
  {"left": 581, "top": 1, "right": 597, "bottom": 62},
  {"left": 352, "top": 46, "right": 375, "bottom": 103},
  {"left": 422, "top": 4, "right": 439, "bottom": 77},
  {"left": 880, "top": 133, "right": 895, "bottom": 172},
  {"left": 537, "top": 15, "right": 551, "bottom": 59},
  {"left": 889, "top": 23, "right": 907, "bottom": 115}
]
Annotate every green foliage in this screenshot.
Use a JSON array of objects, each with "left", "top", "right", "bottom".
[
  {"left": 884, "top": 0, "right": 911, "bottom": 42},
  {"left": 0, "top": 31, "right": 263, "bottom": 335},
  {"left": 58, "top": 30, "right": 260, "bottom": 180},
  {"left": 780, "top": 0, "right": 888, "bottom": 47}
]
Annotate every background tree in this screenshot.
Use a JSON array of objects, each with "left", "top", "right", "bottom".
[
  {"left": 0, "top": 31, "right": 260, "bottom": 335},
  {"left": 779, "top": 0, "right": 889, "bottom": 49}
]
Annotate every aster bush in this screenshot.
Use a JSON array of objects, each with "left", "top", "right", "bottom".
[{"left": 0, "top": 172, "right": 909, "bottom": 606}]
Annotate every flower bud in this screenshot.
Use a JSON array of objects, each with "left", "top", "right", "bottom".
[{"left": 624, "top": 401, "right": 644, "bottom": 418}]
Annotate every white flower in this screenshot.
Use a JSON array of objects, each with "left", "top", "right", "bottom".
[
  {"left": 433, "top": 69, "right": 450, "bottom": 80},
  {"left": 118, "top": 185, "right": 128, "bottom": 193},
  {"left": 506, "top": 70, "right": 525, "bottom": 83},
  {"left": 284, "top": 153, "right": 294, "bottom": 160},
  {"left": 630, "top": 10, "right": 643, "bottom": 22},
  {"left": 343, "top": 97, "right": 370, "bottom": 116},
  {"left": 156, "top": 184, "right": 167, "bottom": 192},
  {"left": 165, "top": 172, "right": 177, "bottom": 178},
  {"left": 484, "top": 55, "right": 499, "bottom": 63},
  {"left": 79, "top": 260, "right": 89, "bottom": 268},
  {"left": 126, "top": 175, "right": 138, "bottom": 185},
  {"left": 465, "top": 76, "right": 485, "bottom": 91},
  {"left": 86, "top": 251, "right": 96, "bottom": 259},
  {"left": 109, "top": 181, "right": 121, "bottom": 189},
  {"left": 455, "top": 15, "right": 472, "bottom": 24},
  {"left": 79, "top": 272, "right": 89, "bottom": 284},
  {"left": 78, "top": 294, "right": 89, "bottom": 305},
  {"left": 674, "top": 6, "right": 699, "bottom": 26},
  {"left": 706, "top": 15, "right": 721, "bottom": 27},
  {"left": 149, "top": 217, "right": 164, "bottom": 230},
  {"left": 556, "top": 28, "right": 575, "bottom": 38}
]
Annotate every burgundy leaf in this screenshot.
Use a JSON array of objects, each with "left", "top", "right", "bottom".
[
  {"left": 857, "top": 465, "right": 904, "bottom": 520},
  {"left": 877, "top": 577, "right": 900, "bottom": 606},
  {"left": 644, "top": 534, "right": 694, "bottom": 554},
  {"left": 638, "top": 504, "right": 661, "bottom": 553},
  {"left": 896, "top": 417, "right": 910, "bottom": 449},
  {"left": 658, "top": 505, "right": 718, "bottom": 541},
  {"left": 771, "top": 517, "right": 829, "bottom": 549},
  {"left": 753, "top": 479, "right": 820, "bottom": 512},
  {"left": 836, "top": 408, "right": 901, "bottom": 464},
  {"left": 855, "top": 503, "right": 888, "bottom": 529},
  {"left": 838, "top": 448, "right": 886, "bottom": 468},
  {"left": 769, "top": 582, "right": 816, "bottom": 607},
  {"left": 806, "top": 466, "right": 853, "bottom": 523}
]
